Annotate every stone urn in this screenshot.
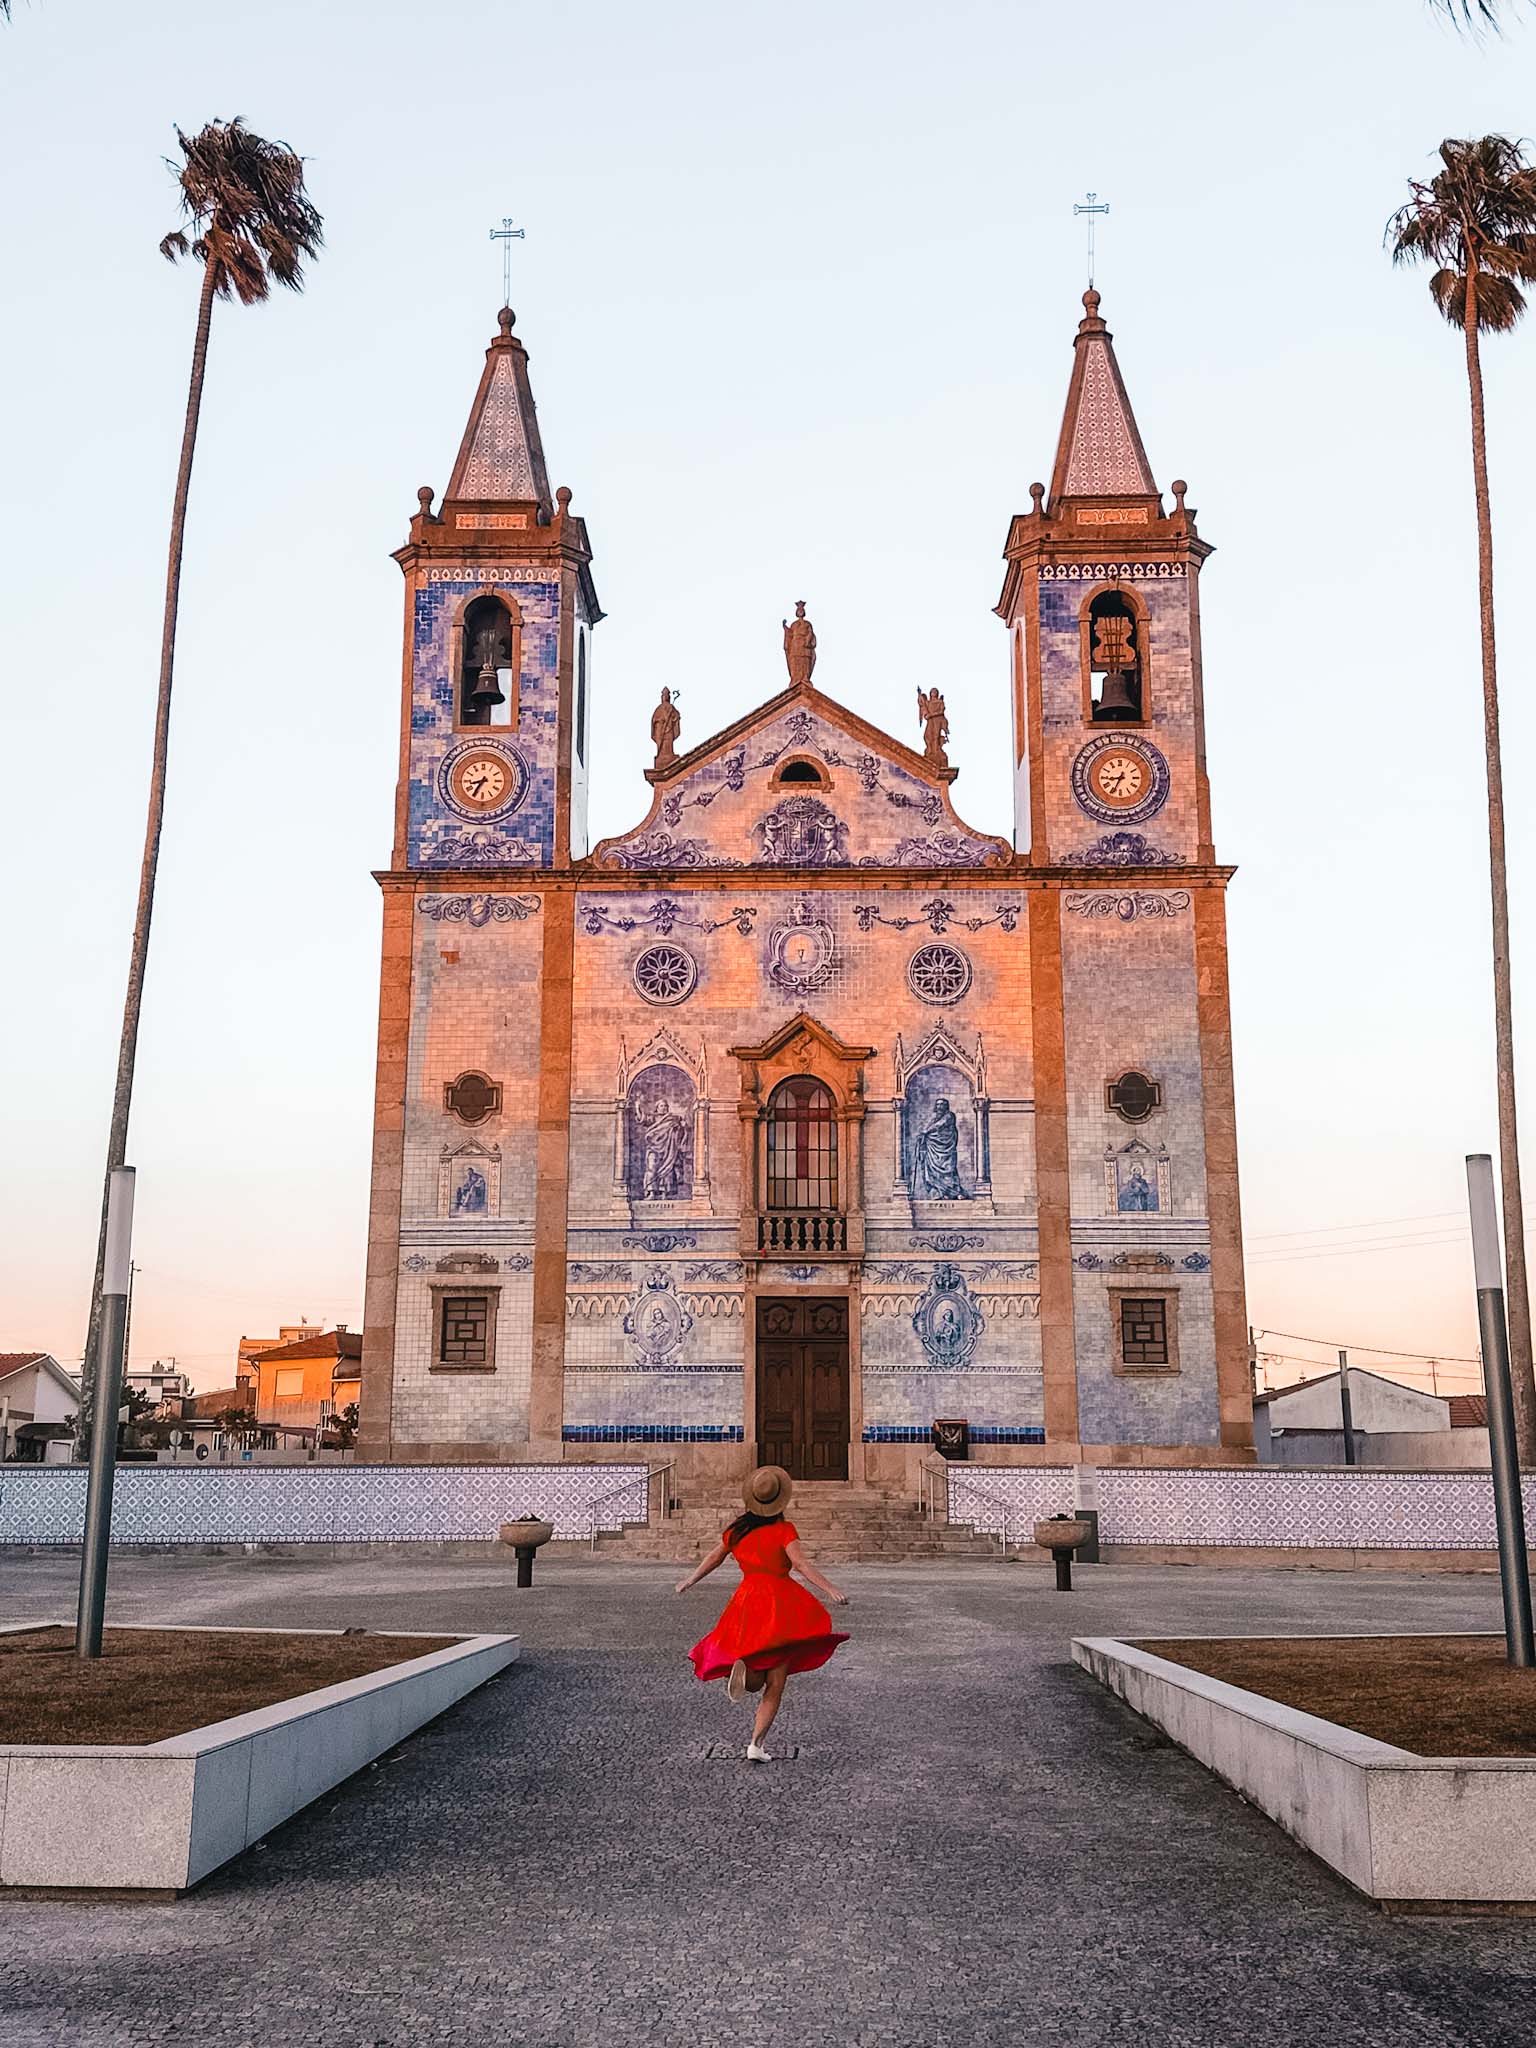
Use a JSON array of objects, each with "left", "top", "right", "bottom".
[
  {"left": 499, "top": 1516, "right": 556, "bottom": 1587},
  {"left": 1032, "top": 1514, "right": 1091, "bottom": 1591}
]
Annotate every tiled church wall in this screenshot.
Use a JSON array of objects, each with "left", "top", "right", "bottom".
[
  {"left": 392, "top": 900, "right": 546, "bottom": 1445},
  {"left": 561, "top": 881, "right": 1041, "bottom": 1445},
  {"left": 406, "top": 569, "right": 563, "bottom": 869},
  {"left": 1060, "top": 898, "right": 1218, "bottom": 1446}
]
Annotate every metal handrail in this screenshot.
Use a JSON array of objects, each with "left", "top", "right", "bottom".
[
  {"left": 917, "top": 1455, "right": 950, "bottom": 1525},
  {"left": 943, "top": 1466, "right": 1019, "bottom": 1551},
  {"left": 587, "top": 1460, "right": 675, "bottom": 1551}
]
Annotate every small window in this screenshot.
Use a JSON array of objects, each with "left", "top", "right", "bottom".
[
  {"left": 778, "top": 759, "right": 824, "bottom": 785},
  {"left": 438, "top": 1291, "right": 494, "bottom": 1368},
  {"left": 445, "top": 1071, "right": 502, "bottom": 1125},
  {"left": 1106, "top": 1070, "right": 1162, "bottom": 1124},
  {"left": 1119, "top": 1296, "right": 1169, "bottom": 1368},
  {"left": 273, "top": 1367, "right": 305, "bottom": 1400}
]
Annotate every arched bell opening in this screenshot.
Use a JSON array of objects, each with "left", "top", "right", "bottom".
[
  {"left": 457, "top": 593, "right": 521, "bottom": 728},
  {"left": 1084, "top": 588, "right": 1145, "bottom": 724}
]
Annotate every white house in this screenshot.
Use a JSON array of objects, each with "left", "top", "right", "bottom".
[{"left": 0, "top": 1352, "right": 81, "bottom": 1463}]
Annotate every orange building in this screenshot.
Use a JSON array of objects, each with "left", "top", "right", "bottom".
[{"left": 250, "top": 1328, "right": 363, "bottom": 1436}]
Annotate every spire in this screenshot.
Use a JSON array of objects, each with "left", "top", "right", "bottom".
[
  {"left": 1046, "top": 289, "right": 1157, "bottom": 508},
  {"left": 444, "top": 307, "right": 553, "bottom": 508}
]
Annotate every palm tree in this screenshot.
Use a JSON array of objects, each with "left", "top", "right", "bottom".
[
  {"left": 1430, "top": 1, "right": 1524, "bottom": 23},
  {"left": 1389, "top": 137, "right": 1536, "bottom": 1456},
  {"left": 77, "top": 120, "right": 322, "bottom": 1450}
]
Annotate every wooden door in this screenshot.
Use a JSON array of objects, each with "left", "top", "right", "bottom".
[{"left": 755, "top": 1298, "right": 849, "bottom": 1480}]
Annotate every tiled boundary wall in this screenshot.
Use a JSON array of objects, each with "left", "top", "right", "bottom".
[
  {"left": 0, "top": 1463, "right": 648, "bottom": 1546},
  {"left": 947, "top": 1465, "right": 1532, "bottom": 1549}
]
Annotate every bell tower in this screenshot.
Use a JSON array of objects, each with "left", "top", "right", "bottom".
[
  {"left": 996, "top": 288, "right": 1213, "bottom": 868},
  {"left": 390, "top": 306, "right": 602, "bottom": 871},
  {"left": 997, "top": 292, "right": 1252, "bottom": 1457}
]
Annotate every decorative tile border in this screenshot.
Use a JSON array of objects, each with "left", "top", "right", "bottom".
[
  {"left": 945, "top": 1466, "right": 1536, "bottom": 1550},
  {"left": 0, "top": 1463, "right": 647, "bottom": 1545},
  {"left": 561, "top": 1424, "right": 743, "bottom": 1444}
]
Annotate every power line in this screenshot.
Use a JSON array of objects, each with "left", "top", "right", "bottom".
[
  {"left": 1247, "top": 1209, "right": 1462, "bottom": 1244},
  {"left": 1253, "top": 1326, "right": 1480, "bottom": 1365}
]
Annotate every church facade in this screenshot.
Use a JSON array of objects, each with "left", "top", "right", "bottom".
[{"left": 357, "top": 291, "right": 1253, "bottom": 1480}]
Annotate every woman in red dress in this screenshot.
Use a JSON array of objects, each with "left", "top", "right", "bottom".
[{"left": 677, "top": 1465, "right": 849, "bottom": 1761}]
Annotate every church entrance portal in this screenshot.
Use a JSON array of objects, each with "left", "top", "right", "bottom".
[{"left": 754, "top": 1298, "right": 850, "bottom": 1481}]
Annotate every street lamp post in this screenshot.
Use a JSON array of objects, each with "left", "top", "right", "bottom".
[
  {"left": 1466, "top": 1152, "right": 1534, "bottom": 1668},
  {"left": 76, "top": 1167, "right": 136, "bottom": 1660}
]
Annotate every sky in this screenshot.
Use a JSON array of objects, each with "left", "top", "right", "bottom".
[{"left": 1, "top": 0, "right": 1534, "bottom": 1399}]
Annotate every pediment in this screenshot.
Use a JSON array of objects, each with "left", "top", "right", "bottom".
[
  {"left": 729, "top": 1012, "right": 876, "bottom": 1067},
  {"left": 588, "top": 686, "right": 1012, "bottom": 874}
]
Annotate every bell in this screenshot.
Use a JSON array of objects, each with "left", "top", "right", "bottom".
[
  {"left": 1095, "top": 668, "right": 1141, "bottom": 720},
  {"left": 470, "top": 654, "right": 505, "bottom": 707}
]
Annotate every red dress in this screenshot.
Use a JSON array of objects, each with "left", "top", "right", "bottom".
[{"left": 689, "top": 1520, "right": 848, "bottom": 1682}]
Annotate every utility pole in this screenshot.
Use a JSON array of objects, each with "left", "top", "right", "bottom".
[{"left": 1338, "top": 1348, "right": 1357, "bottom": 1466}]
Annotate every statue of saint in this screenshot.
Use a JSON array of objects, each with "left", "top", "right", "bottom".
[
  {"left": 783, "top": 601, "right": 817, "bottom": 688},
  {"left": 914, "top": 1097, "right": 968, "bottom": 1201},
  {"left": 917, "top": 687, "right": 950, "bottom": 767},
  {"left": 1118, "top": 1164, "right": 1157, "bottom": 1212},
  {"left": 650, "top": 687, "right": 681, "bottom": 770},
  {"left": 640, "top": 1097, "right": 690, "bottom": 1200}
]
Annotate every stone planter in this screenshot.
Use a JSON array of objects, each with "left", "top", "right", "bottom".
[
  {"left": 0, "top": 1624, "right": 518, "bottom": 1893},
  {"left": 1033, "top": 1517, "right": 1090, "bottom": 1551},
  {"left": 499, "top": 1517, "right": 555, "bottom": 1586}
]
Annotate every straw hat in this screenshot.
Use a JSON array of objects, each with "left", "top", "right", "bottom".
[{"left": 742, "top": 1464, "right": 794, "bottom": 1516}]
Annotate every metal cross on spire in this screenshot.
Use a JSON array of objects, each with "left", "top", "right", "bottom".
[
  {"left": 489, "top": 215, "right": 525, "bottom": 308},
  {"left": 1072, "top": 190, "right": 1109, "bottom": 288}
]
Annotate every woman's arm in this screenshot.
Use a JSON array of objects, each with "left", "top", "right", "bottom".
[
  {"left": 786, "top": 1539, "right": 850, "bottom": 1606},
  {"left": 675, "top": 1540, "right": 729, "bottom": 1594}
]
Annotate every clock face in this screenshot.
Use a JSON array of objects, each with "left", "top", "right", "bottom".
[
  {"left": 1088, "top": 749, "right": 1149, "bottom": 810},
  {"left": 1070, "top": 734, "right": 1170, "bottom": 827},
  {"left": 453, "top": 754, "right": 509, "bottom": 810},
  {"left": 438, "top": 740, "right": 529, "bottom": 822}
]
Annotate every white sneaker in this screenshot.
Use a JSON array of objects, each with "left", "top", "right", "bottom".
[
  {"left": 746, "top": 1740, "right": 772, "bottom": 1762},
  {"left": 726, "top": 1659, "right": 749, "bottom": 1705}
]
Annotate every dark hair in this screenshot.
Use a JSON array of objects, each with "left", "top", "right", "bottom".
[{"left": 725, "top": 1509, "right": 783, "bottom": 1549}]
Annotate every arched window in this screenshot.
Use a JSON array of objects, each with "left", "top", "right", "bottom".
[
  {"left": 766, "top": 1076, "right": 838, "bottom": 1211},
  {"left": 459, "top": 594, "right": 520, "bottom": 728},
  {"left": 1087, "top": 590, "right": 1143, "bottom": 723},
  {"left": 777, "top": 759, "right": 824, "bottom": 786}
]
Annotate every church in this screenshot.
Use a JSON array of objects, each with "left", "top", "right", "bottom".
[{"left": 356, "top": 288, "right": 1253, "bottom": 1482}]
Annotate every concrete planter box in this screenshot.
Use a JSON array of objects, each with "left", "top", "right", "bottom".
[
  {"left": 0, "top": 1625, "right": 518, "bottom": 1893},
  {"left": 1074, "top": 1634, "right": 1536, "bottom": 1909}
]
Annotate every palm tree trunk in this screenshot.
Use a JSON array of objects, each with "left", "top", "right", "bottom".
[
  {"left": 77, "top": 260, "right": 219, "bottom": 1453},
  {"left": 1463, "top": 267, "right": 1536, "bottom": 1462}
]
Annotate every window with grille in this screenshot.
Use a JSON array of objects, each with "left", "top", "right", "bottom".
[
  {"left": 1119, "top": 1296, "right": 1169, "bottom": 1368},
  {"left": 438, "top": 1292, "right": 492, "bottom": 1368},
  {"left": 766, "top": 1076, "right": 838, "bottom": 1211}
]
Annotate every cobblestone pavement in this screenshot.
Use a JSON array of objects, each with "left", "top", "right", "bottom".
[{"left": 3, "top": 1552, "right": 1536, "bottom": 2046}]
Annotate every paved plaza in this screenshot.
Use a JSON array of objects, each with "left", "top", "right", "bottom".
[{"left": 3, "top": 1554, "right": 1536, "bottom": 2046}]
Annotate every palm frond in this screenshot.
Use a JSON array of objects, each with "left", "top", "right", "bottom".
[
  {"left": 161, "top": 116, "right": 324, "bottom": 304},
  {"left": 1388, "top": 134, "right": 1536, "bottom": 331},
  {"left": 1428, "top": 0, "right": 1523, "bottom": 27}
]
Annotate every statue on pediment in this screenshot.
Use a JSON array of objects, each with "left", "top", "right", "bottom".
[
  {"left": 783, "top": 600, "right": 817, "bottom": 688},
  {"left": 650, "top": 687, "right": 681, "bottom": 770},
  {"left": 918, "top": 687, "right": 950, "bottom": 768}
]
